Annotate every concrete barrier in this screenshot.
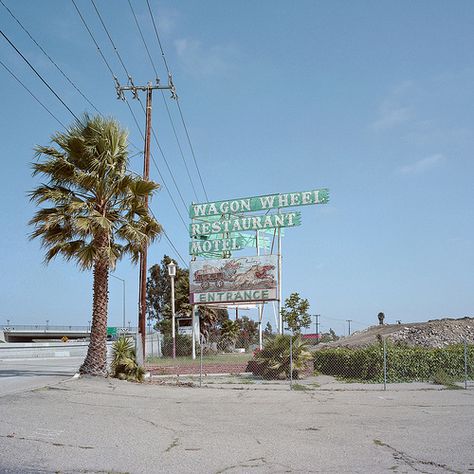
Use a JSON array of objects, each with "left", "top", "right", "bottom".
[{"left": 0, "top": 341, "right": 114, "bottom": 360}]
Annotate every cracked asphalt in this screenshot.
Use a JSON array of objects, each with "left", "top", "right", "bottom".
[{"left": 0, "top": 377, "right": 473, "bottom": 473}]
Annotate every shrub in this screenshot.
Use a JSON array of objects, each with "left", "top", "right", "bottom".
[
  {"left": 249, "top": 334, "right": 313, "bottom": 380},
  {"left": 314, "top": 342, "right": 474, "bottom": 383},
  {"left": 111, "top": 336, "right": 144, "bottom": 382},
  {"left": 162, "top": 334, "right": 193, "bottom": 357}
]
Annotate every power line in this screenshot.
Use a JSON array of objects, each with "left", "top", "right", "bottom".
[
  {"left": 94, "top": 0, "right": 189, "bottom": 214},
  {"left": 162, "top": 229, "right": 187, "bottom": 268},
  {"left": 148, "top": 207, "right": 186, "bottom": 267},
  {"left": 71, "top": 2, "right": 188, "bottom": 271},
  {"left": 0, "top": 0, "right": 101, "bottom": 115},
  {"left": 160, "top": 93, "right": 199, "bottom": 201},
  {"left": 126, "top": 96, "right": 188, "bottom": 230},
  {"left": 71, "top": 0, "right": 187, "bottom": 230},
  {"left": 145, "top": 0, "right": 171, "bottom": 75},
  {"left": 0, "top": 28, "right": 79, "bottom": 122},
  {"left": 90, "top": 0, "right": 130, "bottom": 79},
  {"left": 0, "top": 58, "right": 66, "bottom": 128},
  {"left": 145, "top": 0, "right": 209, "bottom": 201},
  {"left": 136, "top": 96, "right": 188, "bottom": 211},
  {"left": 71, "top": 0, "right": 116, "bottom": 79},
  {"left": 128, "top": 0, "right": 199, "bottom": 202},
  {"left": 175, "top": 100, "right": 209, "bottom": 201},
  {"left": 127, "top": 0, "right": 158, "bottom": 77},
  {"left": 88, "top": 1, "right": 189, "bottom": 220}
]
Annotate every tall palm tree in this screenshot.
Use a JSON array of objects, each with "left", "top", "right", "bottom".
[{"left": 29, "top": 115, "right": 161, "bottom": 376}]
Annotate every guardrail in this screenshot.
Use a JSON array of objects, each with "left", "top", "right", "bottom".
[{"left": 1, "top": 325, "right": 138, "bottom": 332}]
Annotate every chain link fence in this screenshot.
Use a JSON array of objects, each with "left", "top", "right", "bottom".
[
  {"left": 144, "top": 331, "right": 474, "bottom": 390},
  {"left": 313, "top": 337, "right": 474, "bottom": 390}
]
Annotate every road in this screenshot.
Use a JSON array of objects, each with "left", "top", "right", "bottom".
[
  {"left": 0, "top": 357, "right": 81, "bottom": 396},
  {"left": 1, "top": 376, "right": 473, "bottom": 473}
]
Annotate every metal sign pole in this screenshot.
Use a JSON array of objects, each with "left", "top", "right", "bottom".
[{"left": 278, "top": 227, "right": 282, "bottom": 334}]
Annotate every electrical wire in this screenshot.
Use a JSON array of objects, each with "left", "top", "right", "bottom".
[
  {"left": 175, "top": 100, "right": 209, "bottom": 202},
  {"left": 0, "top": 0, "right": 101, "bottom": 115},
  {"left": 90, "top": 0, "right": 130, "bottom": 79},
  {"left": 71, "top": 0, "right": 188, "bottom": 266},
  {"left": 127, "top": 0, "right": 158, "bottom": 77},
  {"left": 87, "top": 0, "right": 189, "bottom": 221},
  {"left": 128, "top": 0, "right": 199, "bottom": 202},
  {"left": 136, "top": 95, "right": 188, "bottom": 211},
  {"left": 145, "top": 0, "right": 209, "bottom": 201},
  {"left": 0, "top": 28, "right": 79, "bottom": 122},
  {"left": 149, "top": 208, "right": 187, "bottom": 268},
  {"left": 71, "top": 0, "right": 116, "bottom": 79},
  {"left": 0, "top": 58, "right": 66, "bottom": 128},
  {"left": 71, "top": 0, "right": 187, "bottom": 229}
]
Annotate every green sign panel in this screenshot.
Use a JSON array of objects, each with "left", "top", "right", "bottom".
[
  {"left": 189, "top": 233, "right": 270, "bottom": 256},
  {"left": 189, "top": 188, "right": 329, "bottom": 218},
  {"left": 107, "top": 327, "right": 117, "bottom": 336},
  {"left": 189, "top": 211, "right": 301, "bottom": 238}
]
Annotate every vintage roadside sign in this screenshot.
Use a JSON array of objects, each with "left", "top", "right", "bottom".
[
  {"left": 189, "top": 236, "right": 245, "bottom": 255},
  {"left": 189, "top": 211, "right": 301, "bottom": 237},
  {"left": 189, "top": 255, "right": 278, "bottom": 304},
  {"left": 189, "top": 188, "right": 329, "bottom": 218},
  {"left": 189, "top": 233, "right": 270, "bottom": 256}
]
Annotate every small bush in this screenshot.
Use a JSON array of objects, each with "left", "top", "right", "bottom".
[{"left": 162, "top": 334, "right": 193, "bottom": 357}]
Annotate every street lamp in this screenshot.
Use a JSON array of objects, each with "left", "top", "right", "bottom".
[
  {"left": 110, "top": 274, "right": 126, "bottom": 328},
  {"left": 167, "top": 260, "right": 177, "bottom": 359}
]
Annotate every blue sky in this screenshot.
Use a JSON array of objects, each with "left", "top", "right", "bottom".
[{"left": 1, "top": 0, "right": 473, "bottom": 334}]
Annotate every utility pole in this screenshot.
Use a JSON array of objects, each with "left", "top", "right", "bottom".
[
  {"left": 116, "top": 75, "right": 176, "bottom": 359},
  {"left": 315, "top": 314, "right": 320, "bottom": 344},
  {"left": 346, "top": 319, "right": 352, "bottom": 336}
]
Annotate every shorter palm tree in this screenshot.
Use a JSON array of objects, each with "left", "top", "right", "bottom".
[{"left": 252, "top": 335, "right": 313, "bottom": 379}]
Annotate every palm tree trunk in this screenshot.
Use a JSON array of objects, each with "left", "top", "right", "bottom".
[{"left": 79, "top": 240, "right": 109, "bottom": 376}]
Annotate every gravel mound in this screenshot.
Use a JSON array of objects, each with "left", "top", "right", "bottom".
[{"left": 317, "top": 317, "right": 474, "bottom": 349}]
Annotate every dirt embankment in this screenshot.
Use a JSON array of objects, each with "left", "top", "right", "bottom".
[{"left": 317, "top": 317, "right": 474, "bottom": 349}]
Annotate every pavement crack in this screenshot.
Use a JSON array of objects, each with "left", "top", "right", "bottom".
[
  {"left": 137, "top": 416, "right": 179, "bottom": 434},
  {"left": 215, "top": 457, "right": 266, "bottom": 473},
  {"left": 164, "top": 436, "right": 179, "bottom": 453},
  {"left": 373, "top": 439, "right": 460, "bottom": 473},
  {"left": 0, "top": 433, "right": 94, "bottom": 450}
]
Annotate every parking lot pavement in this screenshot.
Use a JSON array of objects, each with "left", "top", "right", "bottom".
[{"left": 0, "top": 376, "right": 473, "bottom": 473}]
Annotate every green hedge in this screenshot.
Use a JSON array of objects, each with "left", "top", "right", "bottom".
[{"left": 314, "top": 343, "right": 474, "bottom": 383}]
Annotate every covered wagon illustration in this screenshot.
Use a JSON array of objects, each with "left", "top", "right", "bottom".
[{"left": 193, "top": 260, "right": 240, "bottom": 290}]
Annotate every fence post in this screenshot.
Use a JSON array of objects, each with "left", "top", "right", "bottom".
[
  {"left": 464, "top": 338, "right": 468, "bottom": 390},
  {"left": 289, "top": 333, "right": 293, "bottom": 390},
  {"left": 200, "top": 334, "right": 203, "bottom": 388},
  {"left": 383, "top": 338, "right": 387, "bottom": 391}
]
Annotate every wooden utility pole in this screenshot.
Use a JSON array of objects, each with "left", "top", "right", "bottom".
[{"left": 116, "top": 76, "right": 176, "bottom": 359}]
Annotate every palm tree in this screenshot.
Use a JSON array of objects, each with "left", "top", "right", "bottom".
[{"left": 29, "top": 115, "right": 161, "bottom": 376}]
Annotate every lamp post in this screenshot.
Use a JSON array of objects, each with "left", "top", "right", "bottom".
[
  {"left": 167, "top": 260, "right": 177, "bottom": 359},
  {"left": 110, "top": 274, "right": 126, "bottom": 329}
]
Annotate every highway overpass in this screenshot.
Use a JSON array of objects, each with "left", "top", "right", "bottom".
[{"left": 1, "top": 325, "right": 135, "bottom": 343}]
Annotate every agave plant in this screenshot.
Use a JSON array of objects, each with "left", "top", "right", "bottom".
[
  {"left": 252, "top": 334, "right": 313, "bottom": 379},
  {"left": 111, "top": 336, "right": 144, "bottom": 382}
]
